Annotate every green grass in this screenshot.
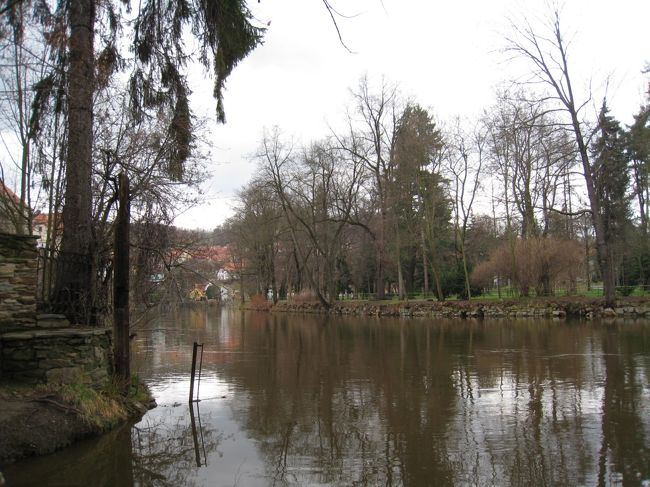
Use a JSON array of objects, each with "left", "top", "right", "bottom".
[{"left": 271, "top": 283, "right": 649, "bottom": 306}]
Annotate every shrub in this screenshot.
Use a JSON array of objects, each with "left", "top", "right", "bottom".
[
  {"left": 249, "top": 293, "right": 271, "bottom": 311},
  {"left": 617, "top": 285, "right": 637, "bottom": 296},
  {"left": 291, "top": 289, "right": 319, "bottom": 303},
  {"left": 188, "top": 288, "right": 205, "bottom": 301},
  {"left": 471, "top": 237, "right": 583, "bottom": 296}
]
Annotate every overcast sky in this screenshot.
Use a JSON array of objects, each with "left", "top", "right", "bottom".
[{"left": 177, "top": 0, "right": 650, "bottom": 230}]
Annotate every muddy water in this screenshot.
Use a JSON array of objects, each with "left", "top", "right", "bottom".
[{"left": 4, "top": 307, "right": 650, "bottom": 486}]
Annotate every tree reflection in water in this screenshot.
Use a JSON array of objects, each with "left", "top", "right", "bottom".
[
  {"left": 3, "top": 399, "right": 226, "bottom": 487},
  {"left": 5, "top": 311, "right": 650, "bottom": 487},
  {"left": 220, "top": 313, "right": 650, "bottom": 486},
  {"left": 131, "top": 404, "right": 223, "bottom": 487}
]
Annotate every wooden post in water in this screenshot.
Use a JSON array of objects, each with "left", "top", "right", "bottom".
[
  {"left": 113, "top": 172, "right": 131, "bottom": 394},
  {"left": 189, "top": 342, "right": 198, "bottom": 402},
  {"left": 189, "top": 342, "right": 204, "bottom": 402},
  {"left": 196, "top": 343, "right": 204, "bottom": 399}
]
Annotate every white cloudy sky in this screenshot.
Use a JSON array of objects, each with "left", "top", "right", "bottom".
[{"left": 178, "top": 0, "right": 649, "bottom": 229}]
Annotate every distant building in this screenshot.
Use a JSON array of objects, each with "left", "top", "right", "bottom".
[
  {"left": 31, "top": 213, "right": 62, "bottom": 248},
  {"left": 0, "top": 182, "right": 29, "bottom": 234},
  {"left": 188, "top": 245, "right": 237, "bottom": 281}
]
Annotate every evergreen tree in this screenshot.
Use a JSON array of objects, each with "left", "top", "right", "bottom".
[
  {"left": 625, "top": 91, "right": 650, "bottom": 286},
  {"left": 591, "top": 101, "right": 630, "bottom": 289},
  {"left": 627, "top": 95, "right": 650, "bottom": 234},
  {"left": 392, "top": 104, "right": 445, "bottom": 298}
]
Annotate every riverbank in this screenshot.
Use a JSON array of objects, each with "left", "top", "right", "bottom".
[
  {"left": 0, "top": 377, "right": 156, "bottom": 465},
  {"left": 246, "top": 296, "right": 650, "bottom": 319}
]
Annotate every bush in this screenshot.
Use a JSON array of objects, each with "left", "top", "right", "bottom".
[
  {"left": 249, "top": 293, "right": 272, "bottom": 311},
  {"left": 188, "top": 288, "right": 205, "bottom": 301},
  {"left": 617, "top": 285, "right": 637, "bottom": 296},
  {"left": 291, "top": 289, "right": 319, "bottom": 303},
  {"left": 471, "top": 237, "right": 583, "bottom": 296}
]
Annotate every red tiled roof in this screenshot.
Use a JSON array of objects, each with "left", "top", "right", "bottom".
[
  {"left": 32, "top": 213, "right": 63, "bottom": 228},
  {"left": 33, "top": 213, "right": 48, "bottom": 225},
  {"left": 0, "top": 182, "right": 21, "bottom": 205},
  {"left": 188, "top": 245, "right": 237, "bottom": 271}
]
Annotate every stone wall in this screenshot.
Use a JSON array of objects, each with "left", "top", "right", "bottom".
[
  {"left": 268, "top": 298, "right": 650, "bottom": 320},
  {"left": 1, "top": 327, "right": 112, "bottom": 385},
  {"left": 0, "top": 233, "right": 38, "bottom": 331},
  {"left": 0, "top": 234, "right": 113, "bottom": 386}
]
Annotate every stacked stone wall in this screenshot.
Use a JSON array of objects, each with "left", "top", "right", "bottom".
[
  {"left": 0, "top": 234, "right": 113, "bottom": 386},
  {"left": 1, "top": 328, "right": 112, "bottom": 384},
  {"left": 268, "top": 298, "right": 650, "bottom": 320},
  {"left": 0, "top": 233, "right": 38, "bottom": 331}
]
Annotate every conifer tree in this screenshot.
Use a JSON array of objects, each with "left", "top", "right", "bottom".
[
  {"left": 628, "top": 95, "right": 650, "bottom": 234},
  {"left": 590, "top": 101, "right": 630, "bottom": 292}
]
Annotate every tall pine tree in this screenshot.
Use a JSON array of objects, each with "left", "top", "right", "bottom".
[
  {"left": 625, "top": 91, "right": 650, "bottom": 285},
  {"left": 590, "top": 101, "right": 630, "bottom": 292},
  {"left": 628, "top": 95, "right": 650, "bottom": 235}
]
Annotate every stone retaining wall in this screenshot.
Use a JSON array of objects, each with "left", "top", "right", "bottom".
[
  {"left": 268, "top": 298, "right": 650, "bottom": 320},
  {"left": 1, "top": 327, "right": 112, "bottom": 385},
  {"left": 0, "top": 234, "right": 113, "bottom": 386},
  {"left": 0, "top": 233, "right": 38, "bottom": 331}
]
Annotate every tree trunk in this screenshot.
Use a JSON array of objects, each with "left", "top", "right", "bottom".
[
  {"left": 430, "top": 258, "right": 444, "bottom": 302},
  {"left": 376, "top": 203, "right": 386, "bottom": 300},
  {"left": 57, "top": 0, "right": 95, "bottom": 323},
  {"left": 584, "top": 220, "right": 591, "bottom": 291},
  {"left": 460, "top": 238, "right": 471, "bottom": 300},
  {"left": 113, "top": 173, "right": 130, "bottom": 393},
  {"left": 570, "top": 112, "right": 616, "bottom": 305},
  {"left": 421, "top": 229, "right": 429, "bottom": 297},
  {"left": 395, "top": 220, "right": 405, "bottom": 300},
  {"left": 271, "top": 258, "right": 278, "bottom": 304},
  {"left": 240, "top": 268, "right": 245, "bottom": 304}
]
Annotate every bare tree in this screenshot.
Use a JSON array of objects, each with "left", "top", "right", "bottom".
[
  {"left": 446, "top": 118, "right": 485, "bottom": 299},
  {"left": 0, "top": 1, "right": 55, "bottom": 234},
  {"left": 505, "top": 8, "right": 617, "bottom": 304},
  {"left": 335, "top": 76, "right": 402, "bottom": 299},
  {"left": 229, "top": 178, "right": 283, "bottom": 302},
  {"left": 258, "top": 128, "right": 365, "bottom": 306}
]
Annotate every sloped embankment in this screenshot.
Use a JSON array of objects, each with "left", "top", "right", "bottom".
[{"left": 0, "top": 381, "right": 155, "bottom": 464}]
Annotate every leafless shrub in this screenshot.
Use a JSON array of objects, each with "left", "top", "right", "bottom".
[{"left": 471, "top": 238, "right": 582, "bottom": 296}]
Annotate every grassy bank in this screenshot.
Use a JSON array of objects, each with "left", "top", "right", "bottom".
[
  {"left": 54, "top": 376, "right": 154, "bottom": 430},
  {"left": 0, "top": 375, "right": 155, "bottom": 464},
  {"left": 243, "top": 295, "right": 650, "bottom": 319}
]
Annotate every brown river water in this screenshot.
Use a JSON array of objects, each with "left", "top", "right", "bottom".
[{"left": 4, "top": 307, "right": 650, "bottom": 486}]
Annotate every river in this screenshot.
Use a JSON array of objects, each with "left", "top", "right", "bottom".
[{"left": 4, "top": 307, "right": 650, "bottom": 486}]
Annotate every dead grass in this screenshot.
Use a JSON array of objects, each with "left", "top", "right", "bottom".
[
  {"left": 27, "top": 375, "right": 153, "bottom": 431},
  {"left": 58, "top": 383, "right": 127, "bottom": 429}
]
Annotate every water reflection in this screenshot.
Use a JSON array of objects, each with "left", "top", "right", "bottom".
[
  {"left": 4, "top": 309, "right": 650, "bottom": 486},
  {"left": 3, "top": 403, "right": 223, "bottom": 487},
  {"left": 189, "top": 401, "right": 207, "bottom": 467},
  {"left": 131, "top": 404, "right": 223, "bottom": 487},
  {"left": 216, "top": 314, "right": 650, "bottom": 486},
  {"left": 2, "top": 425, "right": 134, "bottom": 487}
]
